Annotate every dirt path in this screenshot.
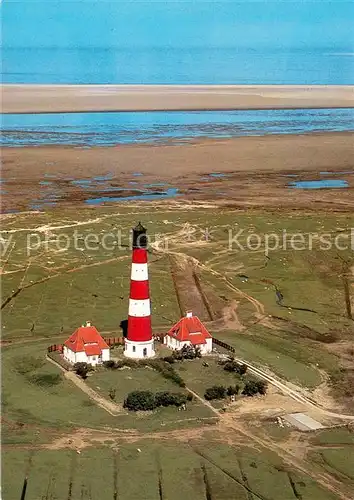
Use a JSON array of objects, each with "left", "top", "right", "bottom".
[{"left": 186, "top": 386, "right": 353, "bottom": 500}]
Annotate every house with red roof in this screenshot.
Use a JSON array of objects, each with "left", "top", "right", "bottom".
[
  {"left": 164, "top": 311, "right": 213, "bottom": 355},
  {"left": 63, "top": 321, "right": 110, "bottom": 366}
]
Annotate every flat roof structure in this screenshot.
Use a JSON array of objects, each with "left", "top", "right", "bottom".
[{"left": 283, "top": 413, "right": 324, "bottom": 431}]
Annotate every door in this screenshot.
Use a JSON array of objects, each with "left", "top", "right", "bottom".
[{"left": 143, "top": 348, "right": 147, "bottom": 357}]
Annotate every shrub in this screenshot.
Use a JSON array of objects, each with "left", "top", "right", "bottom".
[
  {"left": 73, "top": 362, "right": 93, "bottom": 379},
  {"left": 242, "top": 379, "right": 268, "bottom": 397},
  {"left": 226, "top": 385, "right": 240, "bottom": 396},
  {"left": 124, "top": 390, "right": 157, "bottom": 411},
  {"left": 155, "top": 391, "right": 187, "bottom": 407},
  {"left": 204, "top": 385, "right": 227, "bottom": 401},
  {"left": 162, "top": 356, "right": 175, "bottom": 364},
  {"left": 223, "top": 361, "right": 248, "bottom": 375},
  {"left": 103, "top": 360, "right": 116, "bottom": 369},
  {"left": 146, "top": 360, "right": 186, "bottom": 387},
  {"left": 186, "top": 392, "right": 193, "bottom": 402},
  {"left": 173, "top": 345, "right": 201, "bottom": 360}
]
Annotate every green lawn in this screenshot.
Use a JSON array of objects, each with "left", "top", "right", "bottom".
[
  {"left": 86, "top": 366, "right": 185, "bottom": 402},
  {"left": 174, "top": 357, "right": 244, "bottom": 397},
  {"left": 2, "top": 441, "right": 342, "bottom": 500},
  {"left": 312, "top": 427, "right": 354, "bottom": 446},
  {"left": 2, "top": 341, "right": 216, "bottom": 435},
  {"left": 213, "top": 328, "right": 323, "bottom": 388}
]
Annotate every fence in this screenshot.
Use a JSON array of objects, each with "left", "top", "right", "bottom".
[
  {"left": 103, "top": 336, "right": 124, "bottom": 346},
  {"left": 47, "top": 344, "right": 63, "bottom": 353},
  {"left": 212, "top": 338, "right": 235, "bottom": 353}
]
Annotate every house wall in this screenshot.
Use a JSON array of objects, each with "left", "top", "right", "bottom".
[
  {"left": 63, "top": 346, "right": 109, "bottom": 366},
  {"left": 165, "top": 335, "right": 213, "bottom": 355},
  {"left": 101, "top": 348, "right": 110, "bottom": 362}
]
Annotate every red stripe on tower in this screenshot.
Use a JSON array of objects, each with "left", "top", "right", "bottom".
[{"left": 124, "top": 222, "right": 155, "bottom": 358}]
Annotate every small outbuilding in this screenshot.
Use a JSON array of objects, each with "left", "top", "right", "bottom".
[
  {"left": 63, "top": 321, "right": 110, "bottom": 366},
  {"left": 164, "top": 311, "right": 213, "bottom": 355}
]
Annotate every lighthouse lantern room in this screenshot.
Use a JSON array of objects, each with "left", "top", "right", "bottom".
[{"left": 124, "top": 222, "right": 155, "bottom": 359}]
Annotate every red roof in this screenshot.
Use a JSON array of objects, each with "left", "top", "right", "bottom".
[
  {"left": 64, "top": 324, "right": 109, "bottom": 354},
  {"left": 167, "top": 314, "right": 212, "bottom": 344}
]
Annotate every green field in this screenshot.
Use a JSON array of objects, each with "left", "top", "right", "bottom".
[
  {"left": 2, "top": 205, "right": 354, "bottom": 499},
  {"left": 2, "top": 440, "right": 342, "bottom": 500}
]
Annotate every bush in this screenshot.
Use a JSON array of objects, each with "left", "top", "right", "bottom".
[
  {"left": 226, "top": 385, "right": 240, "bottom": 396},
  {"left": 73, "top": 362, "right": 93, "bottom": 379},
  {"left": 146, "top": 360, "right": 186, "bottom": 387},
  {"left": 155, "top": 391, "right": 187, "bottom": 407},
  {"left": 204, "top": 385, "right": 227, "bottom": 401},
  {"left": 173, "top": 345, "right": 202, "bottom": 360},
  {"left": 223, "top": 361, "right": 248, "bottom": 375},
  {"left": 162, "top": 356, "right": 175, "bottom": 364},
  {"left": 242, "top": 379, "right": 268, "bottom": 397},
  {"left": 103, "top": 360, "right": 116, "bottom": 369},
  {"left": 124, "top": 390, "right": 156, "bottom": 411}
]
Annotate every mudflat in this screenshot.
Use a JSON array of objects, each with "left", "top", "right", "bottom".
[
  {"left": 2, "top": 132, "right": 354, "bottom": 213},
  {"left": 3, "top": 84, "right": 354, "bottom": 113}
]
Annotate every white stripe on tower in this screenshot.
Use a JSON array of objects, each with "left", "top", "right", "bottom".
[
  {"left": 128, "top": 298, "right": 151, "bottom": 317},
  {"left": 131, "top": 263, "right": 149, "bottom": 281}
]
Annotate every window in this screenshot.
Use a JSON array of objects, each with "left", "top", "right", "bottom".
[{"left": 132, "top": 346, "right": 136, "bottom": 352}]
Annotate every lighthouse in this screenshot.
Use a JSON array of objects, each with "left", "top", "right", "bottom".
[{"left": 124, "top": 222, "right": 155, "bottom": 358}]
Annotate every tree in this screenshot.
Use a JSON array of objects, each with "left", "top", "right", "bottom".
[
  {"left": 242, "top": 379, "right": 267, "bottom": 397},
  {"left": 124, "top": 391, "right": 157, "bottom": 411},
  {"left": 226, "top": 385, "right": 240, "bottom": 396},
  {"left": 155, "top": 391, "right": 187, "bottom": 407},
  {"left": 73, "top": 362, "right": 92, "bottom": 379},
  {"left": 223, "top": 361, "right": 248, "bottom": 375},
  {"left": 103, "top": 360, "right": 116, "bottom": 369},
  {"left": 204, "top": 385, "right": 226, "bottom": 401},
  {"left": 174, "top": 345, "right": 201, "bottom": 360}
]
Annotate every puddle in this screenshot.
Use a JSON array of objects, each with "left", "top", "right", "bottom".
[
  {"left": 71, "top": 179, "right": 92, "bottom": 186},
  {"left": 209, "top": 172, "right": 227, "bottom": 178},
  {"left": 93, "top": 173, "right": 114, "bottom": 181},
  {"left": 132, "top": 172, "right": 143, "bottom": 177},
  {"left": 290, "top": 179, "right": 349, "bottom": 189},
  {"left": 39, "top": 181, "right": 53, "bottom": 186},
  {"left": 144, "top": 183, "right": 167, "bottom": 188},
  {"left": 85, "top": 188, "right": 179, "bottom": 205}
]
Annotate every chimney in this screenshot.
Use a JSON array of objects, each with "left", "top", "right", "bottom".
[
  {"left": 85, "top": 321, "right": 91, "bottom": 327},
  {"left": 186, "top": 311, "right": 193, "bottom": 318}
]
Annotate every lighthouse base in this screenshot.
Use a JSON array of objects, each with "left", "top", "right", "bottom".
[{"left": 123, "top": 338, "right": 155, "bottom": 359}]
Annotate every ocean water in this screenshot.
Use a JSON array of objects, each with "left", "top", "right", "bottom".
[
  {"left": 2, "top": 1, "right": 354, "bottom": 85},
  {"left": 2, "top": 109, "right": 354, "bottom": 146},
  {"left": 3, "top": 47, "right": 354, "bottom": 85}
]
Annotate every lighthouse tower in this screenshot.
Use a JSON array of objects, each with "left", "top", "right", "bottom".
[{"left": 124, "top": 222, "right": 155, "bottom": 359}]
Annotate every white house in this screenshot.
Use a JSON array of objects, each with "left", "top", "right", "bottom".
[
  {"left": 63, "top": 321, "right": 110, "bottom": 366},
  {"left": 164, "top": 311, "right": 213, "bottom": 355}
]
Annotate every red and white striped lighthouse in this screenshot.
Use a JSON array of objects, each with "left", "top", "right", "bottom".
[{"left": 124, "top": 222, "right": 155, "bottom": 358}]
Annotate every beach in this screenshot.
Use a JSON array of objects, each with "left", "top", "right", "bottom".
[
  {"left": 3, "top": 84, "right": 354, "bottom": 113},
  {"left": 2, "top": 132, "right": 353, "bottom": 213}
]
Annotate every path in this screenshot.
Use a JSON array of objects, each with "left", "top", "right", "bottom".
[{"left": 46, "top": 356, "right": 124, "bottom": 416}]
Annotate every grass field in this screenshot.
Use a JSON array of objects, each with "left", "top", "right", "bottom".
[
  {"left": 2, "top": 341, "right": 216, "bottom": 437},
  {"left": 2, "top": 440, "right": 342, "bottom": 500},
  {"left": 2, "top": 204, "right": 354, "bottom": 499}
]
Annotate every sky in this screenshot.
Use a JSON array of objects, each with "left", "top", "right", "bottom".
[{"left": 2, "top": 1, "right": 354, "bottom": 51}]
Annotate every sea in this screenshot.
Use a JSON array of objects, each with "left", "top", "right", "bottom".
[{"left": 1, "top": 0, "right": 354, "bottom": 143}]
